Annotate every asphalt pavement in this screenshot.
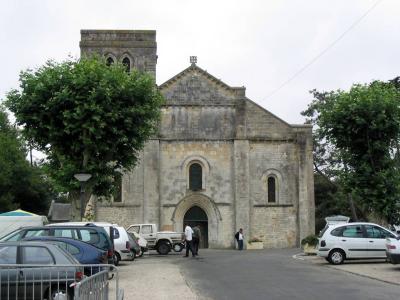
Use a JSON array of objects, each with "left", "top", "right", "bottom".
[{"left": 178, "top": 249, "right": 400, "bottom": 300}]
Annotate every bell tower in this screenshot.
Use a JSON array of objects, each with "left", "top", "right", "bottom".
[{"left": 79, "top": 30, "right": 157, "bottom": 79}]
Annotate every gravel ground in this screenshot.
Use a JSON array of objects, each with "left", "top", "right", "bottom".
[{"left": 113, "top": 252, "right": 199, "bottom": 300}]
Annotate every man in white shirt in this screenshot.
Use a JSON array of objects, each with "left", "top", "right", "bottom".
[
  {"left": 235, "top": 228, "right": 244, "bottom": 250},
  {"left": 184, "top": 223, "right": 196, "bottom": 257}
]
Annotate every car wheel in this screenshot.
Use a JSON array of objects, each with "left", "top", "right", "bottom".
[
  {"left": 114, "top": 252, "right": 120, "bottom": 266},
  {"left": 328, "top": 249, "right": 345, "bottom": 265},
  {"left": 135, "top": 249, "right": 142, "bottom": 258},
  {"left": 157, "top": 241, "right": 171, "bottom": 255},
  {"left": 325, "top": 257, "right": 331, "bottom": 263},
  {"left": 173, "top": 243, "right": 184, "bottom": 252},
  {"left": 130, "top": 250, "right": 136, "bottom": 261}
]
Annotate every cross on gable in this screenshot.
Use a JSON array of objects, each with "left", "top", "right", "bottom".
[{"left": 190, "top": 56, "right": 197, "bottom": 65}]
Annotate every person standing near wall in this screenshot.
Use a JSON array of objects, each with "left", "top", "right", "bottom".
[
  {"left": 235, "top": 228, "right": 244, "bottom": 250},
  {"left": 184, "top": 223, "right": 195, "bottom": 257},
  {"left": 192, "top": 225, "right": 201, "bottom": 255}
]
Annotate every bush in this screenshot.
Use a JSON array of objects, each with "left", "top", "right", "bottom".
[{"left": 301, "top": 234, "right": 319, "bottom": 247}]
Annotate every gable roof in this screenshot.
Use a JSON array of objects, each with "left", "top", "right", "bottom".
[{"left": 159, "top": 63, "right": 239, "bottom": 91}]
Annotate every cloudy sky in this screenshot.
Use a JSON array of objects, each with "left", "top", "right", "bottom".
[{"left": 1, "top": 0, "right": 399, "bottom": 125}]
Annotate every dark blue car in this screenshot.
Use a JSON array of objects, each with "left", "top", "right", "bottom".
[{"left": 23, "top": 236, "right": 107, "bottom": 275}]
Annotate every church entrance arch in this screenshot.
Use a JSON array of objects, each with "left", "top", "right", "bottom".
[
  {"left": 172, "top": 194, "right": 222, "bottom": 248},
  {"left": 184, "top": 206, "right": 208, "bottom": 248}
]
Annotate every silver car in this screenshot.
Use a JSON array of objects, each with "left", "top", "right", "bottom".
[{"left": 0, "top": 241, "right": 83, "bottom": 300}]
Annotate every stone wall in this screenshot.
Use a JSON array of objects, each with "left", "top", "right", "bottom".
[
  {"left": 90, "top": 29, "right": 315, "bottom": 248},
  {"left": 251, "top": 206, "right": 297, "bottom": 248}
]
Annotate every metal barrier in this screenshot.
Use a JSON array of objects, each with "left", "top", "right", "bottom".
[{"left": 0, "top": 264, "right": 123, "bottom": 300}]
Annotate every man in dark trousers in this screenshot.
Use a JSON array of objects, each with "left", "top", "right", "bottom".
[
  {"left": 235, "top": 228, "right": 244, "bottom": 250},
  {"left": 184, "top": 223, "right": 195, "bottom": 257},
  {"left": 192, "top": 225, "right": 201, "bottom": 255}
]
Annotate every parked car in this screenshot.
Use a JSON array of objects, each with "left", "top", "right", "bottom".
[
  {"left": 128, "top": 231, "right": 148, "bottom": 256},
  {"left": 0, "top": 241, "right": 83, "bottom": 300},
  {"left": 113, "top": 225, "right": 135, "bottom": 264},
  {"left": 50, "top": 222, "right": 134, "bottom": 265},
  {"left": 127, "top": 232, "right": 142, "bottom": 257},
  {"left": 126, "top": 223, "right": 184, "bottom": 255},
  {"left": 0, "top": 224, "right": 114, "bottom": 264},
  {"left": 318, "top": 222, "right": 398, "bottom": 264},
  {"left": 386, "top": 236, "right": 400, "bottom": 264},
  {"left": 23, "top": 236, "right": 107, "bottom": 275}
]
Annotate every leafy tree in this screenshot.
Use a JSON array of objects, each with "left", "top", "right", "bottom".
[
  {"left": 5, "top": 57, "right": 164, "bottom": 212},
  {"left": 303, "top": 81, "right": 400, "bottom": 225},
  {"left": 0, "top": 107, "right": 53, "bottom": 214}
]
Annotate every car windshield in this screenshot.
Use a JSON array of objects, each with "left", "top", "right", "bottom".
[
  {"left": 0, "top": 229, "right": 24, "bottom": 241},
  {"left": 318, "top": 225, "right": 329, "bottom": 238},
  {"left": 127, "top": 232, "right": 137, "bottom": 241}
]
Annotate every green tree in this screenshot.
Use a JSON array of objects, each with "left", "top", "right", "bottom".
[
  {"left": 303, "top": 81, "right": 400, "bottom": 224},
  {"left": 5, "top": 57, "right": 164, "bottom": 212},
  {"left": 0, "top": 107, "right": 53, "bottom": 214}
]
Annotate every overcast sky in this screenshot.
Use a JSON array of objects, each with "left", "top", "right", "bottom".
[{"left": 1, "top": 0, "right": 399, "bottom": 125}]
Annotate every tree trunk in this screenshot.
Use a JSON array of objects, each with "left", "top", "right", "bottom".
[
  {"left": 347, "top": 193, "right": 358, "bottom": 221},
  {"left": 68, "top": 188, "right": 92, "bottom": 221}
]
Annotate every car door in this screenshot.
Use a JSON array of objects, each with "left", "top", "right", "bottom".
[
  {"left": 140, "top": 225, "right": 156, "bottom": 247},
  {"left": 339, "top": 225, "right": 368, "bottom": 258},
  {"left": 0, "top": 245, "right": 18, "bottom": 299},
  {"left": 365, "top": 225, "right": 396, "bottom": 258},
  {"left": 19, "top": 245, "right": 55, "bottom": 300}
]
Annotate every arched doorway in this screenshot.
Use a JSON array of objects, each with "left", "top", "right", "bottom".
[{"left": 184, "top": 206, "right": 208, "bottom": 248}]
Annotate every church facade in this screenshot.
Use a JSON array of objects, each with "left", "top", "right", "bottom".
[{"left": 80, "top": 30, "right": 315, "bottom": 248}]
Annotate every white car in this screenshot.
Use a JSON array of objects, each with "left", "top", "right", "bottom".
[
  {"left": 386, "top": 237, "right": 400, "bottom": 264},
  {"left": 317, "top": 222, "right": 397, "bottom": 264}
]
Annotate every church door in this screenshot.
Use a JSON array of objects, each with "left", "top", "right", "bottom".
[{"left": 183, "top": 206, "right": 208, "bottom": 248}]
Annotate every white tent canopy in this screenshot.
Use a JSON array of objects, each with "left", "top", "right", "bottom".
[{"left": 0, "top": 209, "right": 48, "bottom": 238}]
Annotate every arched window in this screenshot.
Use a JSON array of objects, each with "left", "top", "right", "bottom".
[
  {"left": 189, "top": 163, "right": 202, "bottom": 191},
  {"left": 106, "top": 57, "right": 114, "bottom": 66},
  {"left": 267, "top": 176, "right": 276, "bottom": 203},
  {"left": 122, "top": 57, "right": 130, "bottom": 73}
]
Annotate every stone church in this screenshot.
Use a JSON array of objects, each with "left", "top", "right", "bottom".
[{"left": 80, "top": 30, "right": 315, "bottom": 248}]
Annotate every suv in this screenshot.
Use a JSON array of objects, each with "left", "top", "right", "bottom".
[
  {"left": 49, "top": 222, "right": 134, "bottom": 265},
  {"left": 0, "top": 225, "right": 114, "bottom": 264},
  {"left": 318, "top": 222, "right": 397, "bottom": 264}
]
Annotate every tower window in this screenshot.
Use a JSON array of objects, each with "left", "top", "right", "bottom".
[
  {"left": 122, "top": 57, "right": 131, "bottom": 73},
  {"left": 189, "top": 163, "right": 202, "bottom": 191},
  {"left": 106, "top": 57, "right": 114, "bottom": 66},
  {"left": 267, "top": 177, "right": 276, "bottom": 203}
]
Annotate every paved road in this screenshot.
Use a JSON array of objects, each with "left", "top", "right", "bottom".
[{"left": 178, "top": 249, "right": 400, "bottom": 300}]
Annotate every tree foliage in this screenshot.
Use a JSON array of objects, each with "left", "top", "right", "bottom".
[
  {"left": 5, "top": 57, "right": 164, "bottom": 202},
  {"left": 303, "top": 80, "right": 400, "bottom": 224},
  {"left": 0, "top": 107, "right": 53, "bottom": 214}
]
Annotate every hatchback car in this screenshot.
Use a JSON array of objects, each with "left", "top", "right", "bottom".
[
  {"left": 23, "top": 236, "right": 107, "bottom": 275},
  {"left": 318, "top": 222, "right": 397, "bottom": 264},
  {"left": 0, "top": 241, "right": 83, "bottom": 300}
]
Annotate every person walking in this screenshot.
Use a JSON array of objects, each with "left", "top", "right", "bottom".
[
  {"left": 235, "top": 228, "right": 244, "bottom": 250},
  {"left": 184, "top": 223, "right": 196, "bottom": 257},
  {"left": 192, "top": 225, "right": 201, "bottom": 255}
]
